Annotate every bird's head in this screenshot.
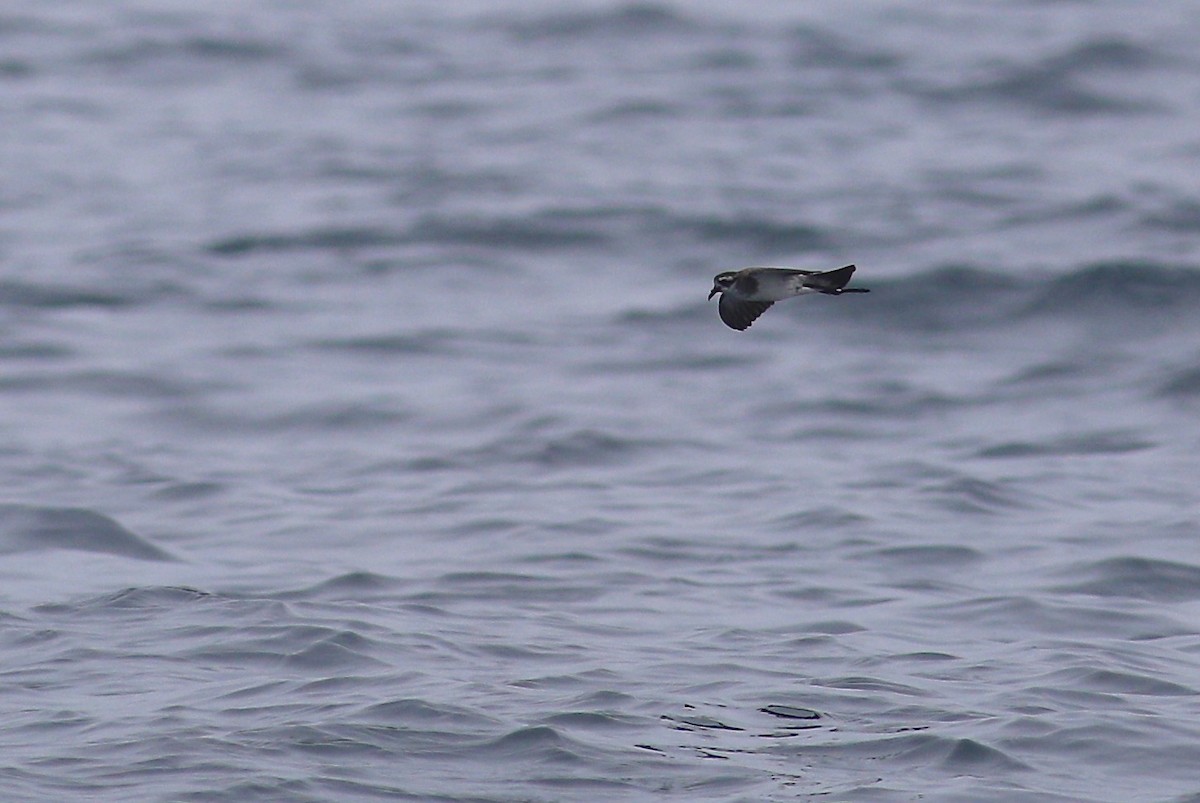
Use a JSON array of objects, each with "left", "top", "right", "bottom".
[{"left": 709, "top": 272, "right": 737, "bottom": 300}]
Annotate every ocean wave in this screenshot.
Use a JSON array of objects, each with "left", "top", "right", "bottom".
[
  {"left": 0, "top": 504, "right": 176, "bottom": 561},
  {"left": 929, "top": 595, "right": 1184, "bottom": 639},
  {"left": 306, "top": 332, "right": 455, "bottom": 357},
  {"left": 1056, "top": 556, "right": 1200, "bottom": 602},
  {"left": 37, "top": 586, "right": 211, "bottom": 612},
  {"left": 808, "top": 262, "right": 1200, "bottom": 332},
  {"left": 0, "top": 369, "right": 203, "bottom": 399},
  {"left": 205, "top": 204, "right": 837, "bottom": 261},
  {"left": 927, "top": 476, "right": 1034, "bottom": 516},
  {"left": 281, "top": 571, "right": 407, "bottom": 601},
  {"left": 84, "top": 31, "right": 286, "bottom": 77},
  {"left": 1142, "top": 199, "right": 1200, "bottom": 233},
  {"left": 976, "top": 430, "right": 1155, "bottom": 459},
  {"left": 914, "top": 38, "right": 1164, "bottom": 115},
  {"left": 786, "top": 24, "right": 901, "bottom": 70},
  {"left": 1158, "top": 364, "right": 1200, "bottom": 399},
  {"left": 0, "top": 279, "right": 138, "bottom": 309},
  {"left": 502, "top": 3, "right": 695, "bottom": 42},
  {"left": 161, "top": 400, "right": 411, "bottom": 434},
  {"left": 1024, "top": 261, "right": 1200, "bottom": 313},
  {"left": 206, "top": 226, "right": 408, "bottom": 257},
  {"left": 464, "top": 427, "right": 663, "bottom": 470}
]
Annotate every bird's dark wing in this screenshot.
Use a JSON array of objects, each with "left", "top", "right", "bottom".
[{"left": 718, "top": 295, "right": 774, "bottom": 330}]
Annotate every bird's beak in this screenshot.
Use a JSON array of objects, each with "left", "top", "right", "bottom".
[{"left": 708, "top": 287, "right": 719, "bottom": 300}]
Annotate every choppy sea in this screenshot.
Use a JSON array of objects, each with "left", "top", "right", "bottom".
[{"left": 4, "top": 1, "right": 1200, "bottom": 800}]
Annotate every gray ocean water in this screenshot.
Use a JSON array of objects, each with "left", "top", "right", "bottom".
[{"left": 4, "top": 1, "right": 1200, "bottom": 800}]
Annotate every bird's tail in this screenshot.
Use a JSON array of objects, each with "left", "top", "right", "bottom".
[{"left": 805, "top": 264, "right": 869, "bottom": 294}]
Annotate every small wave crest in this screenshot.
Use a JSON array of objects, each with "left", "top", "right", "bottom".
[
  {"left": 1057, "top": 556, "right": 1200, "bottom": 602},
  {"left": 0, "top": 504, "right": 176, "bottom": 561}
]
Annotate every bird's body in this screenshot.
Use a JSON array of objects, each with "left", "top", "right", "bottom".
[{"left": 708, "top": 264, "right": 868, "bottom": 330}]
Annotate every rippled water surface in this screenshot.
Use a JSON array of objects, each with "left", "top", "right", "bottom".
[{"left": 5, "top": 1, "right": 1200, "bottom": 800}]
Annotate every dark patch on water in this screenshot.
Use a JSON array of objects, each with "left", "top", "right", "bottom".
[
  {"left": 759, "top": 704, "right": 820, "bottom": 721},
  {"left": 1157, "top": 364, "right": 1200, "bottom": 399},
  {"left": 87, "top": 34, "right": 286, "bottom": 69},
  {"left": 787, "top": 25, "right": 901, "bottom": 70},
  {"left": 149, "top": 481, "right": 225, "bottom": 502},
  {"left": 305, "top": 332, "right": 454, "bottom": 357},
  {"left": 916, "top": 38, "right": 1164, "bottom": 115},
  {"left": 1022, "top": 261, "right": 1200, "bottom": 315},
  {"left": 416, "top": 212, "right": 611, "bottom": 250},
  {"left": 865, "top": 544, "right": 984, "bottom": 568},
  {"left": 1003, "top": 357, "right": 1108, "bottom": 385},
  {"left": 853, "top": 266, "right": 1024, "bottom": 332},
  {"left": 0, "top": 280, "right": 136, "bottom": 309},
  {"left": 685, "top": 216, "right": 829, "bottom": 253},
  {"left": 810, "top": 262, "right": 1200, "bottom": 335},
  {"left": 503, "top": 3, "right": 695, "bottom": 42},
  {"left": 581, "top": 352, "right": 752, "bottom": 373},
  {"left": 1142, "top": 199, "right": 1200, "bottom": 233},
  {"left": 0, "top": 58, "right": 34, "bottom": 79},
  {"left": 661, "top": 713, "right": 744, "bottom": 732},
  {"left": 977, "top": 430, "right": 1155, "bottom": 458},
  {"left": 163, "top": 401, "right": 410, "bottom": 434},
  {"left": 586, "top": 98, "right": 684, "bottom": 123},
  {"left": 0, "top": 370, "right": 205, "bottom": 399},
  {"left": 0, "top": 341, "right": 74, "bottom": 360},
  {"left": 206, "top": 227, "right": 406, "bottom": 256}
]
